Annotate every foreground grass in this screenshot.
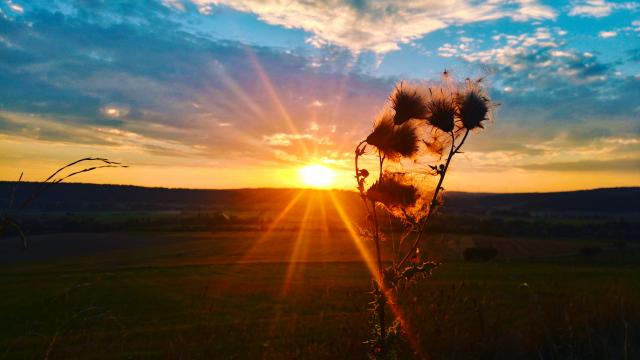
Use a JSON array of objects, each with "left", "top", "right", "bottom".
[{"left": 0, "top": 233, "right": 639, "bottom": 359}]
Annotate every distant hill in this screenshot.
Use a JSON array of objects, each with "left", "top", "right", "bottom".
[
  {"left": 444, "top": 188, "right": 640, "bottom": 214},
  {"left": 0, "top": 182, "right": 638, "bottom": 214}
]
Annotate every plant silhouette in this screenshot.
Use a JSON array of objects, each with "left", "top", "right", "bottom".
[{"left": 355, "top": 71, "right": 496, "bottom": 358}]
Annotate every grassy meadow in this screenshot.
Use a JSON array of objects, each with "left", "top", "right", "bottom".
[
  {"left": 1, "top": 186, "right": 639, "bottom": 359},
  {"left": 1, "top": 225, "right": 639, "bottom": 359}
]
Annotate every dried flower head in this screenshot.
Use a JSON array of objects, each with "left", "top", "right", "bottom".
[
  {"left": 389, "top": 82, "right": 428, "bottom": 125},
  {"left": 426, "top": 90, "right": 456, "bottom": 133},
  {"left": 366, "top": 172, "right": 418, "bottom": 209},
  {"left": 457, "top": 81, "right": 490, "bottom": 130},
  {"left": 422, "top": 133, "right": 447, "bottom": 156},
  {"left": 365, "top": 108, "right": 419, "bottom": 160}
]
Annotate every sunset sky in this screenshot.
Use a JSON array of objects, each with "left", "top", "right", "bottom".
[{"left": 0, "top": 0, "right": 638, "bottom": 192}]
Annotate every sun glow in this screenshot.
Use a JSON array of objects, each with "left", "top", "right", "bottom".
[{"left": 299, "top": 165, "right": 334, "bottom": 188}]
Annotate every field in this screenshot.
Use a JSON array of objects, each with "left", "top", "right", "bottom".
[{"left": 1, "top": 227, "right": 639, "bottom": 359}]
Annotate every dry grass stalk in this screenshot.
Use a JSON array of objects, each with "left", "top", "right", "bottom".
[{"left": 0, "top": 157, "right": 127, "bottom": 251}]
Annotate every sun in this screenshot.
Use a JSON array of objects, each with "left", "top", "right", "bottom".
[{"left": 299, "top": 165, "right": 335, "bottom": 188}]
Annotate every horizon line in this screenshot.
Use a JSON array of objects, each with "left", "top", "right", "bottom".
[{"left": 1, "top": 180, "right": 638, "bottom": 196}]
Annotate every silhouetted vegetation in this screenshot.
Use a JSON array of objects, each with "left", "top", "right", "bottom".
[
  {"left": 354, "top": 73, "right": 497, "bottom": 358},
  {"left": 463, "top": 246, "right": 498, "bottom": 262},
  {"left": 4, "top": 208, "right": 639, "bottom": 243},
  {"left": 580, "top": 245, "right": 603, "bottom": 257}
]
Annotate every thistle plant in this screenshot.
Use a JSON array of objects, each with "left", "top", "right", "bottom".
[{"left": 355, "top": 72, "right": 495, "bottom": 358}]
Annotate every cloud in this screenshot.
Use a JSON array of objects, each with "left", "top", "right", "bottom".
[
  {"left": 0, "top": 1, "right": 398, "bottom": 167},
  {"left": 598, "top": 30, "right": 617, "bottom": 38},
  {"left": 519, "top": 158, "right": 640, "bottom": 172},
  {"left": 451, "top": 27, "right": 618, "bottom": 87},
  {"left": 438, "top": 43, "right": 462, "bottom": 58},
  {"left": 5, "top": 0, "right": 23, "bottom": 13},
  {"left": 568, "top": 0, "right": 638, "bottom": 18},
  {"left": 100, "top": 104, "right": 131, "bottom": 118},
  {"left": 191, "top": 0, "right": 555, "bottom": 53},
  {"left": 161, "top": 0, "right": 186, "bottom": 12},
  {"left": 1, "top": 0, "right": 638, "bottom": 188},
  {"left": 433, "top": 25, "right": 640, "bottom": 172},
  {"left": 262, "top": 133, "right": 312, "bottom": 147},
  {"left": 262, "top": 131, "right": 334, "bottom": 147}
]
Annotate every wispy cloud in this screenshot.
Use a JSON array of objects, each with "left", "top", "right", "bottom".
[
  {"left": 191, "top": 0, "right": 555, "bottom": 53},
  {"left": 568, "top": 0, "right": 638, "bottom": 18},
  {"left": 598, "top": 30, "right": 618, "bottom": 38},
  {"left": 519, "top": 158, "right": 640, "bottom": 172}
]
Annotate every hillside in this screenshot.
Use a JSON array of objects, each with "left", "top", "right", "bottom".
[{"left": 0, "top": 182, "right": 638, "bottom": 214}]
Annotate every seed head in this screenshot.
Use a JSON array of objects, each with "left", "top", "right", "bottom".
[
  {"left": 457, "top": 84, "right": 490, "bottom": 130},
  {"left": 389, "top": 82, "right": 428, "bottom": 125},
  {"left": 365, "top": 108, "right": 419, "bottom": 160},
  {"left": 426, "top": 90, "right": 456, "bottom": 133},
  {"left": 366, "top": 172, "right": 418, "bottom": 209}
]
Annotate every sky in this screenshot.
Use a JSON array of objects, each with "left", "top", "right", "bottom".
[{"left": 0, "top": 0, "right": 638, "bottom": 192}]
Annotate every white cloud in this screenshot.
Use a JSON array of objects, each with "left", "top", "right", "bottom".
[
  {"left": 450, "top": 27, "right": 614, "bottom": 85},
  {"left": 100, "top": 104, "right": 130, "bottom": 118},
  {"left": 603, "top": 137, "right": 640, "bottom": 145},
  {"left": 263, "top": 133, "right": 309, "bottom": 147},
  {"left": 195, "top": 0, "right": 556, "bottom": 53},
  {"left": 6, "top": 0, "right": 23, "bottom": 13},
  {"left": 197, "top": 4, "right": 213, "bottom": 14},
  {"left": 459, "top": 28, "right": 561, "bottom": 71},
  {"left": 262, "top": 132, "right": 333, "bottom": 147},
  {"left": 569, "top": 0, "right": 638, "bottom": 18},
  {"left": 438, "top": 43, "right": 459, "bottom": 58},
  {"left": 550, "top": 50, "right": 573, "bottom": 58},
  {"left": 599, "top": 30, "right": 617, "bottom": 38},
  {"left": 161, "top": 0, "right": 186, "bottom": 12}
]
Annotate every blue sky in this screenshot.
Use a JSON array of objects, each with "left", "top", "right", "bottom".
[{"left": 0, "top": 0, "right": 638, "bottom": 191}]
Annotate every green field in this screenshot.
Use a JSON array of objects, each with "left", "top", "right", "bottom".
[{"left": 1, "top": 230, "right": 639, "bottom": 359}]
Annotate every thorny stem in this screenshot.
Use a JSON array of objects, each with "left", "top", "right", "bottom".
[
  {"left": 355, "top": 140, "right": 389, "bottom": 348},
  {"left": 355, "top": 141, "right": 371, "bottom": 213},
  {"left": 397, "top": 129, "right": 470, "bottom": 269},
  {"left": 373, "top": 150, "right": 387, "bottom": 342},
  {"left": 371, "top": 200, "right": 386, "bottom": 342}
]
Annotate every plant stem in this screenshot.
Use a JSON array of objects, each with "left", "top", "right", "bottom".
[
  {"left": 354, "top": 141, "right": 371, "bottom": 213},
  {"left": 354, "top": 140, "right": 387, "bottom": 347},
  {"left": 397, "top": 129, "right": 470, "bottom": 269},
  {"left": 371, "top": 201, "right": 386, "bottom": 343},
  {"left": 372, "top": 150, "right": 387, "bottom": 344}
]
